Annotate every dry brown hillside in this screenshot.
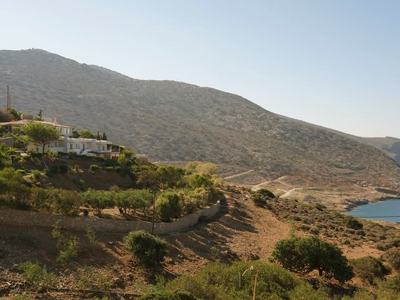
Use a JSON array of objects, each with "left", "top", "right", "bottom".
[
  {"left": 1, "top": 49, "right": 400, "bottom": 189},
  {"left": 0, "top": 187, "right": 397, "bottom": 299}
]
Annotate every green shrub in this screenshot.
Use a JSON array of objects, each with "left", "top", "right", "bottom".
[
  {"left": 75, "top": 266, "right": 111, "bottom": 291},
  {"left": 342, "top": 290, "right": 375, "bottom": 300},
  {"left": 52, "top": 221, "right": 79, "bottom": 262},
  {"left": 59, "top": 164, "right": 69, "bottom": 174},
  {"left": 156, "top": 192, "right": 182, "bottom": 222},
  {"left": 57, "top": 235, "right": 79, "bottom": 262},
  {"left": 189, "top": 174, "right": 213, "bottom": 189},
  {"left": 313, "top": 203, "right": 326, "bottom": 211},
  {"left": 156, "top": 165, "right": 186, "bottom": 188},
  {"left": 90, "top": 164, "right": 101, "bottom": 171},
  {"left": 0, "top": 167, "right": 29, "bottom": 209},
  {"left": 271, "top": 237, "right": 354, "bottom": 283},
  {"left": 343, "top": 216, "right": 363, "bottom": 230},
  {"left": 31, "top": 170, "right": 42, "bottom": 180},
  {"left": 82, "top": 189, "right": 115, "bottom": 215},
  {"left": 379, "top": 274, "right": 400, "bottom": 293},
  {"left": 86, "top": 227, "right": 98, "bottom": 247},
  {"left": 384, "top": 248, "right": 400, "bottom": 271},
  {"left": 115, "top": 189, "right": 153, "bottom": 216},
  {"left": 183, "top": 199, "right": 197, "bottom": 214},
  {"left": 18, "top": 261, "right": 56, "bottom": 291},
  {"left": 16, "top": 169, "right": 26, "bottom": 175},
  {"left": 166, "top": 261, "right": 303, "bottom": 300},
  {"left": 287, "top": 284, "right": 328, "bottom": 300},
  {"left": 105, "top": 166, "right": 114, "bottom": 171},
  {"left": 45, "top": 166, "right": 59, "bottom": 176},
  {"left": 138, "top": 291, "right": 198, "bottom": 300},
  {"left": 124, "top": 230, "right": 168, "bottom": 267},
  {"left": 350, "top": 256, "right": 390, "bottom": 284},
  {"left": 49, "top": 189, "right": 82, "bottom": 216},
  {"left": 257, "top": 188, "right": 275, "bottom": 199},
  {"left": 251, "top": 195, "right": 266, "bottom": 207},
  {"left": 207, "top": 187, "right": 225, "bottom": 204}
]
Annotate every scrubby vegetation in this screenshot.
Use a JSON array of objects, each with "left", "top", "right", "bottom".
[
  {"left": 124, "top": 230, "right": 168, "bottom": 267},
  {"left": 350, "top": 256, "right": 390, "bottom": 284},
  {"left": 0, "top": 142, "right": 224, "bottom": 223},
  {"left": 1, "top": 134, "right": 400, "bottom": 299},
  {"left": 269, "top": 197, "right": 400, "bottom": 251},
  {"left": 271, "top": 237, "right": 354, "bottom": 283}
]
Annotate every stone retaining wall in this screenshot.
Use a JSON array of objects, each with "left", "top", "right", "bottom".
[{"left": 0, "top": 201, "right": 220, "bottom": 235}]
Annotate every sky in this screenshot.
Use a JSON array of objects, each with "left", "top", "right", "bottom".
[{"left": 1, "top": 0, "right": 400, "bottom": 138}]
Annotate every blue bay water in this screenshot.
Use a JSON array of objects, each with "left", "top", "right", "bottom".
[{"left": 345, "top": 199, "right": 400, "bottom": 223}]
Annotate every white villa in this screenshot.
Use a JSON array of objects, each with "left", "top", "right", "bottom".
[{"left": 1, "top": 116, "right": 120, "bottom": 159}]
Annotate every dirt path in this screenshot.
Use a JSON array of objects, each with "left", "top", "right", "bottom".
[
  {"left": 223, "top": 169, "right": 254, "bottom": 180},
  {"left": 280, "top": 188, "right": 303, "bottom": 198}
]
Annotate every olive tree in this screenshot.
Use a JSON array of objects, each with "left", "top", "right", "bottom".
[{"left": 271, "top": 237, "right": 354, "bottom": 283}]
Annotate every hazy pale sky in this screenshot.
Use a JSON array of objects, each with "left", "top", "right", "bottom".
[{"left": 2, "top": 0, "right": 399, "bottom": 138}]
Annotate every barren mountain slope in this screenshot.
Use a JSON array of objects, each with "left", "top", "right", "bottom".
[
  {"left": 280, "top": 115, "right": 400, "bottom": 166},
  {"left": 1, "top": 49, "right": 400, "bottom": 188}
]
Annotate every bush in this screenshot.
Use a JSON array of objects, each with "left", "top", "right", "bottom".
[
  {"left": 16, "top": 169, "right": 26, "bottom": 175},
  {"left": 124, "top": 230, "right": 168, "bottom": 267},
  {"left": 45, "top": 166, "right": 59, "bottom": 176},
  {"left": 257, "top": 188, "right": 275, "bottom": 199},
  {"left": 189, "top": 174, "right": 213, "bottom": 189},
  {"left": 271, "top": 237, "right": 354, "bottom": 283},
  {"left": 82, "top": 189, "right": 115, "bottom": 216},
  {"left": 49, "top": 189, "right": 82, "bottom": 216},
  {"left": 156, "top": 192, "right": 182, "bottom": 222},
  {"left": 18, "top": 261, "right": 56, "bottom": 291},
  {"left": 138, "top": 291, "right": 198, "bottom": 300},
  {"left": 183, "top": 199, "right": 197, "bottom": 214},
  {"left": 343, "top": 216, "right": 363, "bottom": 230},
  {"left": 0, "top": 167, "right": 29, "bottom": 209},
  {"left": 252, "top": 195, "right": 266, "bottom": 207},
  {"left": 52, "top": 221, "right": 79, "bottom": 262},
  {"left": 379, "top": 274, "right": 400, "bottom": 293},
  {"left": 207, "top": 187, "right": 224, "bottom": 204},
  {"left": 75, "top": 266, "right": 111, "bottom": 291},
  {"left": 166, "top": 261, "right": 305, "bottom": 300},
  {"left": 115, "top": 189, "right": 153, "bottom": 216},
  {"left": 342, "top": 290, "right": 375, "bottom": 300},
  {"left": 157, "top": 166, "right": 186, "bottom": 188},
  {"left": 350, "top": 256, "right": 390, "bottom": 284},
  {"left": 57, "top": 164, "right": 69, "bottom": 174},
  {"left": 90, "top": 164, "right": 101, "bottom": 172},
  {"left": 384, "top": 248, "right": 400, "bottom": 271},
  {"left": 31, "top": 170, "right": 42, "bottom": 180},
  {"left": 105, "top": 166, "right": 114, "bottom": 171}
]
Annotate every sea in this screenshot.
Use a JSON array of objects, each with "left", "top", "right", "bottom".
[{"left": 345, "top": 199, "right": 400, "bottom": 223}]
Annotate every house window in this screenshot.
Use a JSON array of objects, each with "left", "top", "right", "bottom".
[
  {"left": 54, "top": 142, "right": 57, "bottom": 147},
  {"left": 103, "top": 146, "right": 105, "bottom": 151},
  {"left": 70, "top": 144, "right": 72, "bottom": 149}
]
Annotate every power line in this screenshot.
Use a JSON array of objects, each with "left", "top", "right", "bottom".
[{"left": 355, "top": 215, "right": 400, "bottom": 219}]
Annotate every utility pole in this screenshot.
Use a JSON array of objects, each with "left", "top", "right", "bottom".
[
  {"left": 151, "top": 190, "right": 156, "bottom": 235},
  {"left": 6, "top": 85, "right": 11, "bottom": 109}
]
